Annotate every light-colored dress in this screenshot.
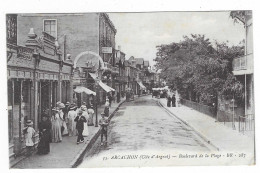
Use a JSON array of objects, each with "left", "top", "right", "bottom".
[
  {"left": 51, "top": 113, "right": 62, "bottom": 142},
  {"left": 87, "top": 108, "right": 95, "bottom": 126},
  {"left": 25, "top": 127, "right": 35, "bottom": 146},
  {"left": 67, "top": 110, "right": 77, "bottom": 136},
  {"left": 59, "top": 110, "right": 68, "bottom": 135},
  {"left": 82, "top": 110, "right": 89, "bottom": 136}
]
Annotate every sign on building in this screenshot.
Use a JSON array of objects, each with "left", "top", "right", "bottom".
[{"left": 102, "top": 47, "right": 112, "bottom": 54}]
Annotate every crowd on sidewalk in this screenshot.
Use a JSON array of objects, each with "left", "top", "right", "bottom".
[{"left": 24, "top": 91, "right": 116, "bottom": 157}]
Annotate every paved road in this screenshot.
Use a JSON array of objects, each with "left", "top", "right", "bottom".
[{"left": 79, "top": 96, "right": 210, "bottom": 167}]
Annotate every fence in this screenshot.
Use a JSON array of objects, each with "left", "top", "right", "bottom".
[
  {"left": 239, "top": 114, "right": 255, "bottom": 133},
  {"left": 180, "top": 99, "right": 216, "bottom": 118}
]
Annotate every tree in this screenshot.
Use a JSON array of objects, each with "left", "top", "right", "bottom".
[{"left": 154, "top": 34, "right": 244, "bottom": 105}]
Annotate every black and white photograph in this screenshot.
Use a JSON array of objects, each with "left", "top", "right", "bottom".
[{"left": 2, "top": 1, "right": 257, "bottom": 170}]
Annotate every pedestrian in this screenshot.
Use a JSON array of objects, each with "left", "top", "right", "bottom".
[
  {"left": 108, "top": 92, "right": 112, "bottom": 107},
  {"left": 117, "top": 91, "right": 120, "bottom": 103},
  {"left": 58, "top": 103, "right": 68, "bottom": 136},
  {"left": 67, "top": 104, "right": 77, "bottom": 136},
  {"left": 37, "top": 114, "right": 52, "bottom": 155},
  {"left": 51, "top": 108, "right": 62, "bottom": 143},
  {"left": 74, "top": 109, "right": 87, "bottom": 144},
  {"left": 87, "top": 104, "right": 95, "bottom": 126},
  {"left": 81, "top": 105, "right": 89, "bottom": 137},
  {"left": 24, "top": 120, "right": 36, "bottom": 156},
  {"left": 104, "top": 98, "right": 110, "bottom": 117},
  {"left": 99, "top": 112, "right": 109, "bottom": 146},
  {"left": 167, "top": 95, "right": 172, "bottom": 107},
  {"left": 172, "top": 94, "right": 176, "bottom": 107}
]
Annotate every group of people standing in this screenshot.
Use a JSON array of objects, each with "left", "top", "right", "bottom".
[
  {"left": 23, "top": 101, "right": 96, "bottom": 156},
  {"left": 167, "top": 94, "right": 176, "bottom": 107}
]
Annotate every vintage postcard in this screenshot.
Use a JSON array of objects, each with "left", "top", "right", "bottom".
[{"left": 6, "top": 11, "right": 254, "bottom": 168}]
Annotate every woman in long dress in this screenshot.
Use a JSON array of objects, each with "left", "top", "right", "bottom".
[
  {"left": 104, "top": 99, "right": 110, "bottom": 117},
  {"left": 51, "top": 108, "right": 62, "bottom": 143},
  {"left": 81, "top": 105, "right": 89, "bottom": 137},
  {"left": 87, "top": 104, "right": 95, "bottom": 126},
  {"left": 37, "top": 114, "right": 52, "bottom": 154},
  {"left": 67, "top": 105, "right": 77, "bottom": 136}
]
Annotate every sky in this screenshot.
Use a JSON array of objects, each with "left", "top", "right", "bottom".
[{"left": 108, "top": 12, "right": 245, "bottom": 67}]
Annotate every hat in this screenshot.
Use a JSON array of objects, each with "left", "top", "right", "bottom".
[
  {"left": 82, "top": 102, "right": 86, "bottom": 105},
  {"left": 65, "top": 102, "right": 70, "bottom": 105},
  {"left": 52, "top": 107, "right": 59, "bottom": 112},
  {"left": 59, "top": 103, "right": 65, "bottom": 108},
  {"left": 78, "top": 110, "right": 83, "bottom": 114},
  {"left": 26, "top": 120, "right": 33, "bottom": 126},
  {"left": 69, "top": 106, "right": 77, "bottom": 110},
  {"left": 101, "top": 112, "right": 105, "bottom": 115}
]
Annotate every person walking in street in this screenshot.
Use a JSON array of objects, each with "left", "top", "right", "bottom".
[
  {"left": 24, "top": 120, "right": 36, "bottom": 156},
  {"left": 67, "top": 104, "right": 77, "bottom": 136},
  {"left": 99, "top": 112, "right": 109, "bottom": 146},
  {"left": 51, "top": 108, "right": 62, "bottom": 143},
  {"left": 117, "top": 91, "right": 120, "bottom": 103},
  {"left": 172, "top": 94, "right": 176, "bottom": 107},
  {"left": 108, "top": 92, "right": 113, "bottom": 107},
  {"left": 81, "top": 105, "right": 89, "bottom": 137},
  {"left": 167, "top": 95, "right": 172, "bottom": 107},
  {"left": 87, "top": 104, "right": 95, "bottom": 126},
  {"left": 74, "top": 110, "right": 87, "bottom": 144},
  {"left": 37, "top": 114, "right": 52, "bottom": 155},
  {"left": 58, "top": 103, "right": 68, "bottom": 136},
  {"left": 104, "top": 98, "right": 110, "bottom": 117}
]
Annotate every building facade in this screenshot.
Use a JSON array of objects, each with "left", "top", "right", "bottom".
[
  {"left": 7, "top": 14, "right": 73, "bottom": 159},
  {"left": 17, "top": 13, "right": 119, "bottom": 106}
]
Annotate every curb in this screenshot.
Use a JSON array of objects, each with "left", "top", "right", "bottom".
[
  {"left": 157, "top": 100, "right": 220, "bottom": 151},
  {"left": 70, "top": 100, "right": 126, "bottom": 168}
]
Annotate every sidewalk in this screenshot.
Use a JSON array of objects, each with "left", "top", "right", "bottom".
[
  {"left": 158, "top": 98, "right": 255, "bottom": 153},
  {"left": 12, "top": 99, "right": 125, "bottom": 169}
]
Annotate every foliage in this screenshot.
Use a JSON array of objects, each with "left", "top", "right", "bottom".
[{"left": 154, "top": 34, "right": 244, "bottom": 105}]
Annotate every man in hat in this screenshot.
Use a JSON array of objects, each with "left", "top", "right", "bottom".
[
  {"left": 74, "top": 110, "right": 87, "bottom": 144},
  {"left": 99, "top": 112, "right": 109, "bottom": 145}
]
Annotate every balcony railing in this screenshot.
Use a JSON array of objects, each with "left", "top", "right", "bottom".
[{"left": 233, "top": 53, "right": 253, "bottom": 72}]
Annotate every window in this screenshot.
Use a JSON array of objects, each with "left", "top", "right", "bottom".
[{"left": 43, "top": 19, "right": 57, "bottom": 38}]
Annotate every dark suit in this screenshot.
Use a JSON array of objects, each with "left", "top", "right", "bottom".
[{"left": 74, "top": 115, "right": 87, "bottom": 142}]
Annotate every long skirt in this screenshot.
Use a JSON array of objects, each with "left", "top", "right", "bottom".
[
  {"left": 167, "top": 100, "right": 171, "bottom": 107},
  {"left": 104, "top": 107, "right": 109, "bottom": 117},
  {"left": 52, "top": 120, "right": 62, "bottom": 142},
  {"left": 37, "top": 131, "right": 50, "bottom": 154},
  {"left": 82, "top": 123, "right": 89, "bottom": 137},
  {"left": 68, "top": 118, "right": 77, "bottom": 136},
  {"left": 87, "top": 113, "right": 94, "bottom": 126}
]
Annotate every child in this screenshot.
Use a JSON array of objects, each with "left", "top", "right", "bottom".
[
  {"left": 24, "top": 120, "right": 36, "bottom": 156},
  {"left": 99, "top": 112, "right": 109, "bottom": 146}
]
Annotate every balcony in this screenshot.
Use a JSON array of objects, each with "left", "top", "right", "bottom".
[{"left": 233, "top": 53, "right": 253, "bottom": 75}]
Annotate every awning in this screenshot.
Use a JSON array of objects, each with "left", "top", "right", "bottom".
[
  {"left": 89, "top": 72, "right": 98, "bottom": 80},
  {"left": 98, "top": 81, "right": 115, "bottom": 92},
  {"left": 89, "top": 72, "right": 115, "bottom": 92},
  {"left": 74, "top": 86, "right": 96, "bottom": 96},
  {"left": 137, "top": 81, "right": 146, "bottom": 89}
]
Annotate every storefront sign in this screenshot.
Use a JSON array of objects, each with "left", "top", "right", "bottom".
[{"left": 102, "top": 47, "right": 112, "bottom": 54}]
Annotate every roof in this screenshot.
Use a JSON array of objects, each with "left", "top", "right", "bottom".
[
  {"left": 144, "top": 61, "right": 149, "bottom": 67},
  {"left": 135, "top": 58, "right": 144, "bottom": 65}
]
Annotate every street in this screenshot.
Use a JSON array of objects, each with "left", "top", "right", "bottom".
[{"left": 79, "top": 95, "right": 211, "bottom": 167}]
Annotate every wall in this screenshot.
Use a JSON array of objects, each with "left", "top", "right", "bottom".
[{"left": 17, "top": 13, "right": 100, "bottom": 62}]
